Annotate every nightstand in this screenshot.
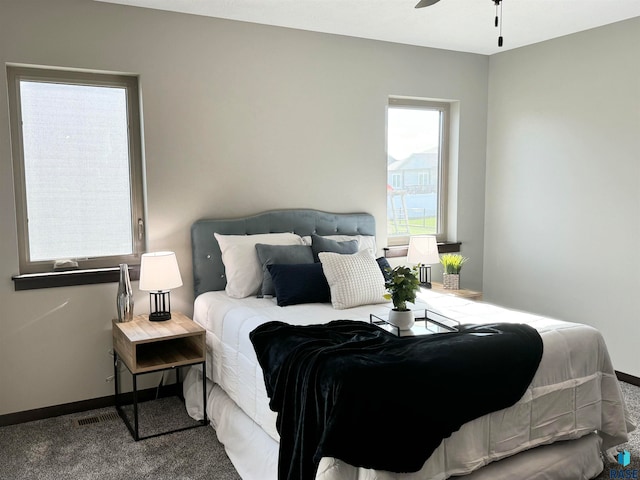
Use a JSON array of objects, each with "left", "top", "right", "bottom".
[
  {"left": 112, "top": 312, "right": 208, "bottom": 440},
  {"left": 428, "top": 282, "right": 483, "bottom": 301}
]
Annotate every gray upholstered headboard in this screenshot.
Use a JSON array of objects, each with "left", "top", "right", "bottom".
[{"left": 191, "top": 209, "right": 376, "bottom": 298}]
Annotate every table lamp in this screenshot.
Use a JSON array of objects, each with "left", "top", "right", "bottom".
[
  {"left": 406, "top": 235, "right": 440, "bottom": 288},
  {"left": 139, "top": 251, "right": 183, "bottom": 321}
]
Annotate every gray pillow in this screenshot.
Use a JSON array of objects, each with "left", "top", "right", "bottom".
[
  {"left": 311, "top": 234, "right": 358, "bottom": 262},
  {"left": 255, "top": 244, "right": 314, "bottom": 297}
]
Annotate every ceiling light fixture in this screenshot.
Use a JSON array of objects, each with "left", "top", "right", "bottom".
[
  {"left": 415, "top": 0, "right": 506, "bottom": 47},
  {"left": 494, "top": 0, "right": 504, "bottom": 47}
]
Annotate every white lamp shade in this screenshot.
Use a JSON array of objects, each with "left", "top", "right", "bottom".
[
  {"left": 139, "top": 251, "right": 183, "bottom": 292},
  {"left": 407, "top": 236, "right": 440, "bottom": 265}
]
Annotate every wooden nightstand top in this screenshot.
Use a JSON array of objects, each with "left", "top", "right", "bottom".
[
  {"left": 113, "top": 312, "right": 204, "bottom": 344},
  {"left": 428, "top": 282, "right": 483, "bottom": 300},
  {"left": 112, "top": 312, "right": 205, "bottom": 374}
]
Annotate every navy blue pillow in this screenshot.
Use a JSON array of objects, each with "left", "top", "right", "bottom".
[
  {"left": 255, "top": 244, "right": 314, "bottom": 297},
  {"left": 376, "top": 256, "right": 392, "bottom": 282},
  {"left": 267, "top": 263, "right": 331, "bottom": 307}
]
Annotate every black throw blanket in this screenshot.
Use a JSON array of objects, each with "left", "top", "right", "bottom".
[{"left": 250, "top": 320, "right": 543, "bottom": 480}]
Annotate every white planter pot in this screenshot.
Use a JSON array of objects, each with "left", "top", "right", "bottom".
[{"left": 388, "top": 309, "right": 415, "bottom": 331}]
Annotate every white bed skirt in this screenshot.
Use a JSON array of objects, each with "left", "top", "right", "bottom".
[{"left": 183, "top": 367, "right": 606, "bottom": 480}]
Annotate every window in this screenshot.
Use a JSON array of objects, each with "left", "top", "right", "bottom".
[
  {"left": 7, "top": 66, "right": 144, "bottom": 274},
  {"left": 386, "top": 98, "right": 449, "bottom": 246},
  {"left": 390, "top": 173, "right": 402, "bottom": 189}
]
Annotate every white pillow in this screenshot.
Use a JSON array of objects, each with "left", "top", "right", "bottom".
[
  {"left": 214, "top": 232, "right": 304, "bottom": 298},
  {"left": 302, "top": 235, "right": 376, "bottom": 255},
  {"left": 319, "top": 249, "right": 387, "bottom": 310}
]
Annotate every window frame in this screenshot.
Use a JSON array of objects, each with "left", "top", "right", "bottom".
[
  {"left": 7, "top": 65, "right": 145, "bottom": 275},
  {"left": 386, "top": 97, "right": 450, "bottom": 246}
]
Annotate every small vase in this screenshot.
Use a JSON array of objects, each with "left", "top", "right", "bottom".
[
  {"left": 116, "top": 263, "right": 134, "bottom": 322},
  {"left": 443, "top": 273, "right": 460, "bottom": 290},
  {"left": 388, "top": 309, "right": 415, "bottom": 330}
]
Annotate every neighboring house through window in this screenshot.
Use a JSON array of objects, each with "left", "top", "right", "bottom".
[
  {"left": 386, "top": 97, "right": 449, "bottom": 246},
  {"left": 7, "top": 66, "right": 145, "bottom": 274}
]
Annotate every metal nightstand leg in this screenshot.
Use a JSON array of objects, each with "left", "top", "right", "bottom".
[
  {"left": 114, "top": 352, "right": 140, "bottom": 441},
  {"left": 114, "top": 352, "right": 120, "bottom": 410},
  {"left": 202, "top": 363, "right": 208, "bottom": 425},
  {"left": 132, "top": 374, "right": 139, "bottom": 440},
  {"left": 114, "top": 357, "right": 208, "bottom": 441}
]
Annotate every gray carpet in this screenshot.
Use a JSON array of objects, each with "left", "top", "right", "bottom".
[
  {"left": 0, "top": 397, "right": 240, "bottom": 480},
  {"left": 1, "top": 383, "right": 638, "bottom": 480}
]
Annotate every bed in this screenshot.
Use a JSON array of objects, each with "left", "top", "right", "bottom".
[{"left": 183, "top": 209, "right": 633, "bottom": 480}]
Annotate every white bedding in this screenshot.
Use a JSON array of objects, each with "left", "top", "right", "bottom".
[{"left": 188, "top": 289, "right": 633, "bottom": 480}]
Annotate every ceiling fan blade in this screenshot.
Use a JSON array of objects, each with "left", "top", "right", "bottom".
[{"left": 415, "top": 0, "right": 441, "bottom": 8}]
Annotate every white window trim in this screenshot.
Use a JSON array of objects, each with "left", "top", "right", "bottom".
[
  {"left": 387, "top": 97, "right": 450, "bottom": 246},
  {"left": 7, "top": 65, "right": 145, "bottom": 275}
]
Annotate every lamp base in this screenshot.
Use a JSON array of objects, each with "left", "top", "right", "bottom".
[
  {"left": 149, "top": 311, "right": 172, "bottom": 322},
  {"left": 418, "top": 265, "right": 432, "bottom": 288},
  {"left": 148, "top": 291, "right": 172, "bottom": 321}
]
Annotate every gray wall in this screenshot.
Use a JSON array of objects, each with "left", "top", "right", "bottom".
[
  {"left": 0, "top": 0, "right": 488, "bottom": 415},
  {"left": 484, "top": 18, "right": 640, "bottom": 376}
]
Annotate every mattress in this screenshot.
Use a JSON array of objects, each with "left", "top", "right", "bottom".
[{"left": 188, "top": 289, "right": 633, "bottom": 479}]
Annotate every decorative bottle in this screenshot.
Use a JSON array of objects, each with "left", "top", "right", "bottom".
[{"left": 116, "top": 263, "right": 134, "bottom": 322}]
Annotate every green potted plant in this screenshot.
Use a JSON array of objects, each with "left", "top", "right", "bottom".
[
  {"left": 383, "top": 265, "right": 421, "bottom": 330},
  {"left": 440, "top": 253, "right": 468, "bottom": 290}
]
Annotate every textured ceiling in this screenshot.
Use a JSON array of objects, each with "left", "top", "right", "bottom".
[{"left": 95, "top": 0, "right": 640, "bottom": 55}]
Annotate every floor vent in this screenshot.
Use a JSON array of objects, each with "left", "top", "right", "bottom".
[{"left": 73, "top": 411, "right": 120, "bottom": 427}]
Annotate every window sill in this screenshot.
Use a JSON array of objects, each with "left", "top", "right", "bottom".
[
  {"left": 383, "top": 242, "right": 461, "bottom": 259},
  {"left": 12, "top": 266, "right": 140, "bottom": 291}
]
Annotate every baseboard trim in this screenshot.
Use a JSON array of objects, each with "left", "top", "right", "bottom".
[
  {"left": 0, "top": 384, "right": 180, "bottom": 428},
  {"left": 616, "top": 370, "right": 640, "bottom": 387}
]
